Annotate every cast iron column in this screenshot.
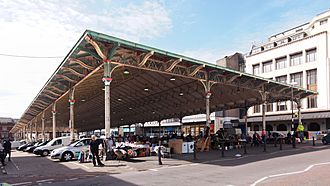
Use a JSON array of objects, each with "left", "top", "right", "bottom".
[
  {"left": 29, "top": 122, "right": 32, "bottom": 142},
  {"left": 158, "top": 120, "right": 162, "bottom": 165},
  {"left": 291, "top": 86, "right": 296, "bottom": 148},
  {"left": 245, "top": 106, "right": 248, "bottom": 137},
  {"left": 103, "top": 60, "right": 112, "bottom": 139},
  {"left": 52, "top": 103, "right": 57, "bottom": 139},
  {"left": 34, "top": 118, "right": 38, "bottom": 141},
  {"left": 69, "top": 88, "right": 75, "bottom": 140},
  {"left": 42, "top": 112, "right": 45, "bottom": 141},
  {"left": 297, "top": 99, "right": 302, "bottom": 125},
  {"left": 261, "top": 92, "right": 267, "bottom": 152}
]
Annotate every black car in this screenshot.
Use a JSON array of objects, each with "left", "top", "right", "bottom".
[
  {"left": 17, "top": 142, "right": 36, "bottom": 151},
  {"left": 24, "top": 141, "right": 49, "bottom": 153},
  {"left": 322, "top": 134, "right": 330, "bottom": 145}
]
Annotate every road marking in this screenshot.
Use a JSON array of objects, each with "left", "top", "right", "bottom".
[
  {"left": 37, "top": 179, "right": 54, "bottom": 183},
  {"left": 11, "top": 159, "right": 20, "bottom": 171},
  {"left": 68, "top": 178, "right": 78, "bottom": 181},
  {"left": 149, "top": 169, "right": 158, "bottom": 171},
  {"left": 250, "top": 162, "right": 330, "bottom": 186},
  {"left": 12, "top": 182, "right": 33, "bottom": 186},
  {"left": 69, "top": 162, "right": 90, "bottom": 169}
]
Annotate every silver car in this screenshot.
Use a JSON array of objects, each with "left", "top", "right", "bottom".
[{"left": 50, "top": 138, "right": 92, "bottom": 161}]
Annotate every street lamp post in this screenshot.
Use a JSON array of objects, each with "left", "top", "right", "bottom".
[{"left": 291, "top": 82, "right": 298, "bottom": 148}]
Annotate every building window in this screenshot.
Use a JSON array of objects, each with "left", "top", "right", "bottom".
[
  {"left": 253, "top": 64, "right": 260, "bottom": 75},
  {"left": 277, "top": 102, "right": 287, "bottom": 111},
  {"left": 307, "top": 69, "right": 317, "bottom": 108},
  {"left": 253, "top": 105, "right": 260, "bottom": 113},
  {"left": 266, "top": 103, "right": 273, "bottom": 112},
  {"left": 291, "top": 33, "right": 305, "bottom": 41},
  {"left": 290, "top": 52, "right": 303, "bottom": 66},
  {"left": 262, "top": 61, "right": 272, "bottom": 73},
  {"left": 308, "top": 123, "right": 320, "bottom": 131},
  {"left": 320, "top": 19, "right": 328, "bottom": 25},
  {"left": 276, "top": 75, "right": 287, "bottom": 83},
  {"left": 306, "top": 48, "right": 317, "bottom": 62},
  {"left": 290, "top": 72, "right": 303, "bottom": 87},
  {"left": 275, "top": 57, "right": 287, "bottom": 70},
  {"left": 277, "top": 124, "right": 287, "bottom": 131}
]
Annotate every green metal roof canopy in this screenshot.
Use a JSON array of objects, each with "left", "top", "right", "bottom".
[{"left": 10, "top": 30, "right": 317, "bottom": 133}]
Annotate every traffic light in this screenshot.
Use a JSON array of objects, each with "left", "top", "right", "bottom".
[{"left": 294, "top": 112, "right": 298, "bottom": 118}]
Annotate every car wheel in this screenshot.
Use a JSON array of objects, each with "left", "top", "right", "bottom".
[
  {"left": 42, "top": 150, "right": 50, "bottom": 157},
  {"left": 61, "top": 152, "right": 73, "bottom": 162},
  {"left": 322, "top": 140, "right": 328, "bottom": 145}
]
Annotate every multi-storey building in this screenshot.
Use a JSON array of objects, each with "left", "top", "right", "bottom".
[
  {"left": 0, "top": 117, "right": 16, "bottom": 139},
  {"left": 245, "top": 10, "right": 330, "bottom": 133}
]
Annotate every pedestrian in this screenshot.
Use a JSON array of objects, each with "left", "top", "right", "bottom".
[
  {"left": 287, "top": 131, "right": 292, "bottom": 144},
  {"left": 297, "top": 123, "right": 305, "bottom": 143},
  {"left": 106, "top": 136, "right": 114, "bottom": 160},
  {"left": 3, "top": 139, "right": 11, "bottom": 161},
  {"left": 89, "top": 135, "right": 104, "bottom": 167},
  {"left": 0, "top": 140, "right": 5, "bottom": 166}
]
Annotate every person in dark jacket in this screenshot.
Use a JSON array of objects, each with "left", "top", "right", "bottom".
[
  {"left": 89, "top": 135, "right": 104, "bottom": 167},
  {"left": 0, "top": 140, "right": 5, "bottom": 166},
  {"left": 4, "top": 140, "right": 11, "bottom": 161}
]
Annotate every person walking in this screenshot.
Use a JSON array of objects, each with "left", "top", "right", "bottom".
[
  {"left": 297, "top": 123, "right": 305, "bottom": 143},
  {"left": 0, "top": 140, "right": 5, "bottom": 166},
  {"left": 4, "top": 139, "right": 11, "bottom": 161},
  {"left": 106, "top": 136, "right": 114, "bottom": 160},
  {"left": 89, "top": 135, "right": 104, "bottom": 167}
]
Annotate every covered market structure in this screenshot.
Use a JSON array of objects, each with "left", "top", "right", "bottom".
[{"left": 10, "top": 30, "right": 316, "bottom": 145}]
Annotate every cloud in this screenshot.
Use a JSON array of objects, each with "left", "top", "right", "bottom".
[
  {"left": 102, "top": 1, "right": 172, "bottom": 41},
  {"left": 181, "top": 48, "right": 227, "bottom": 64},
  {"left": 0, "top": 0, "right": 172, "bottom": 118}
]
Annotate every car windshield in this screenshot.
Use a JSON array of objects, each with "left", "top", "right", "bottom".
[
  {"left": 70, "top": 140, "right": 84, "bottom": 147},
  {"left": 39, "top": 141, "right": 49, "bottom": 146}
]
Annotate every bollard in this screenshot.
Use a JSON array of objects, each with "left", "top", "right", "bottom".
[
  {"left": 158, "top": 141, "right": 162, "bottom": 165},
  {"left": 279, "top": 137, "right": 282, "bottom": 150},
  {"left": 274, "top": 138, "right": 277, "bottom": 147},
  {"left": 292, "top": 136, "right": 296, "bottom": 148},
  {"left": 313, "top": 136, "right": 315, "bottom": 146},
  {"left": 221, "top": 141, "right": 225, "bottom": 157},
  {"left": 244, "top": 141, "right": 247, "bottom": 154},
  {"left": 193, "top": 140, "right": 197, "bottom": 160}
]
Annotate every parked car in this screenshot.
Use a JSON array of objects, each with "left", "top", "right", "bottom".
[
  {"left": 266, "top": 131, "right": 286, "bottom": 143},
  {"left": 23, "top": 141, "right": 42, "bottom": 152},
  {"left": 17, "top": 142, "right": 36, "bottom": 151},
  {"left": 51, "top": 138, "right": 106, "bottom": 161},
  {"left": 51, "top": 138, "right": 92, "bottom": 161},
  {"left": 12, "top": 140, "right": 26, "bottom": 149},
  {"left": 24, "top": 140, "right": 49, "bottom": 153},
  {"left": 34, "top": 136, "right": 71, "bottom": 156},
  {"left": 322, "top": 133, "right": 330, "bottom": 145}
]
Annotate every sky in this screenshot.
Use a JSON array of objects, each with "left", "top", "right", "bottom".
[{"left": 1, "top": 0, "right": 330, "bottom": 118}]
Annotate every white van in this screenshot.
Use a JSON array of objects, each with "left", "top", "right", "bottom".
[{"left": 33, "top": 136, "right": 71, "bottom": 156}]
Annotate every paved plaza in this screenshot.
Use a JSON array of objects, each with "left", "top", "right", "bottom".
[{"left": 1, "top": 141, "right": 330, "bottom": 186}]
